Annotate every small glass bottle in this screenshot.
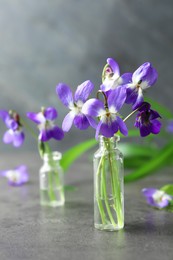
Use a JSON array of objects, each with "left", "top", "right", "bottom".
[
  {"left": 39, "top": 151, "right": 65, "bottom": 207},
  {"left": 93, "top": 135, "right": 124, "bottom": 231}
]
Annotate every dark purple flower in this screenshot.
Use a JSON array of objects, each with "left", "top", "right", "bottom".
[
  {"left": 56, "top": 80, "right": 96, "bottom": 131},
  {"left": 100, "top": 58, "right": 132, "bottom": 92},
  {"left": 166, "top": 120, "right": 173, "bottom": 133},
  {"left": 134, "top": 102, "right": 161, "bottom": 137},
  {"left": 82, "top": 87, "right": 128, "bottom": 139},
  {"left": 0, "top": 110, "right": 25, "bottom": 147},
  {"left": 0, "top": 165, "right": 29, "bottom": 186},
  {"left": 27, "top": 107, "right": 64, "bottom": 142},
  {"left": 125, "top": 62, "right": 158, "bottom": 109},
  {"left": 142, "top": 188, "right": 172, "bottom": 209}
]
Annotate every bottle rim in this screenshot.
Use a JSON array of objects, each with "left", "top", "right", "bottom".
[
  {"left": 98, "top": 135, "right": 120, "bottom": 143},
  {"left": 43, "top": 151, "right": 62, "bottom": 161}
]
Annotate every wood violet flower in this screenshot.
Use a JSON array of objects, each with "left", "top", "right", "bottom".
[
  {"left": 125, "top": 62, "right": 158, "bottom": 109},
  {"left": 142, "top": 188, "right": 172, "bottom": 209},
  {"left": 82, "top": 87, "right": 128, "bottom": 138},
  {"left": 101, "top": 58, "right": 132, "bottom": 92},
  {"left": 56, "top": 80, "right": 95, "bottom": 131},
  {"left": 0, "top": 165, "right": 29, "bottom": 186},
  {"left": 0, "top": 110, "right": 25, "bottom": 147},
  {"left": 27, "top": 107, "right": 64, "bottom": 142},
  {"left": 134, "top": 102, "right": 161, "bottom": 137}
]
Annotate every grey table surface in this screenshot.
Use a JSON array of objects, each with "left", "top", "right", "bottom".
[{"left": 0, "top": 152, "right": 173, "bottom": 260}]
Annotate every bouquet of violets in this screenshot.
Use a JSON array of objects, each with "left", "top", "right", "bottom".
[
  {"left": 26, "top": 107, "right": 65, "bottom": 207},
  {"left": 0, "top": 107, "right": 65, "bottom": 207},
  {"left": 56, "top": 58, "right": 162, "bottom": 230}
]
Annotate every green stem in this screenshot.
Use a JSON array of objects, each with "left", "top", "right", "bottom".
[
  {"left": 106, "top": 139, "right": 123, "bottom": 227},
  {"left": 101, "top": 157, "right": 117, "bottom": 226},
  {"left": 95, "top": 155, "right": 106, "bottom": 224},
  {"left": 47, "top": 170, "right": 57, "bottom": 202},
  {"left": 20, "top": 118, "right": 38, "bottom": 140}
]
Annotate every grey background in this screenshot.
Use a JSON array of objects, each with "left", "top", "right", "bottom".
[{"left": 0, "top": 0, "right": 173, "bottom": 151}]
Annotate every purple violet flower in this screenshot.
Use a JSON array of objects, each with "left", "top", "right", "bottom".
[
  {"left": 166, "top": 120, "right": 173, "bottom": 133},
  {"left": 56, "top": 80, "right": 96, "bottom": 131},
  {"left": 27, "top": 107, "right": 64, "bottom": 142},
  {"left": 0, "top": 110, "right": 25, "bottom": 147},
  {"left": 142, "top": 188, "right": 172, "bottom": 209},
  {"left": 125, "top": 62, "right": 158, "bottom": 109},
  {"left": 101, "top": 58, "right": 132, "bottom": 92},
  {"left": 0, "top": 165, "right": 29, "bottom": 186},
  {"left": 82, "top": 87, "right": 128, "bottom": 139},
  {"left": 134, "top": 102, "right": 161, "bottom": 137}
]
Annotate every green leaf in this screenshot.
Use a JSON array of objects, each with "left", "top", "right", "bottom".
[
  {"left": 125, "top": 157, "right": 151, "bottom": 169},
  {"left": 125, "top": 138, "right": 173, "bottom": 183},
  {"left": 161, "top": 184, "right": 173, "bottom": 196},
  {"left": 119, "top": 129, "right": 140, "bottom": 138},
  {"left": 145, "top": 97, "right": 173, "bottom": 119},
  {"left": 61, "top": 138, "right": 97, "bottom": 172},
  {"left": 118, "top": 143, "right": 157, "bottom": 158}
]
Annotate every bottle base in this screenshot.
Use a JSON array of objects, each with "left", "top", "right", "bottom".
[
  {"left": 94, "top": 223, "right": 124, "bottom": 231},
  {"left": 40, "top": 199, "right": 65, "bottom": 207}
]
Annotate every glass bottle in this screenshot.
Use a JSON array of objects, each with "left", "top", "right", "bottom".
[
  {"left": 39, "top": 151, "right": 65, "bottom": 207},
  {"left": 93, "top": 135, "right": 124, "bottom": 231}
]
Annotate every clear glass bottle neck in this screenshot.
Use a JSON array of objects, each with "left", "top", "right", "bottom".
[
  {"left": 43, "top": 151, "right": 62, "bottom": 163},
  {"left": 98, "top": 135, "right": 120, "bottom": 149}
]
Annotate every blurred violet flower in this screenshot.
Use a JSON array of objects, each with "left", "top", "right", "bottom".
[
  {"left": 125, "top": 62, "right": 158, "bottom": 109},
  {"left": 0, "top": 110, "right": 25, "bottom": 147},
  {"left": 56, "top": 80, "right": 96, "bottom": 131},
  {"left": 0, "top": 165, "right": 29, "bottom": 186},
  {"left": 166, "top": 120, "right": 173, "bottom": 133},
  {"left": 27, "top": 107, "right": 64, "bottom": 142},
  {"left": 134, "top": 102, "right": 161, "bottom": 137},
  {"left": 82, "top": 87, "right": 128, "bottom": 138},
  {"left": 100, "top": 58, "right": 132, "bottom": 92},
  {"left": 142, "top": 188, "right": 172, "bottom": 209}
]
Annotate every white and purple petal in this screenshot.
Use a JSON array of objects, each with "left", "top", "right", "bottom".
[
  {"left": 82, "top": 98, "right": 105, "bottom": 117},
  {"left": 3, "top": 129, "right": 13, "bottom": 144},
  {"left": 107, "top": 58, "right": 120, "bottom": 78},
  {"left": 142, "top": 188, "right": 172, "bottom": 208},
  {"left": 49, "top": 126, "right": 64, "bottom": 140},
  {"left": 132, "top": 62, "right": 158, "bottom": 89},
  {"left": 1, "top": 165, "right": 29, "bottom": 186},
  {"left": 44, "top": 107, "right": 58, "bottom": 121},
  {"left": 73, "top": 114, "right": 90, "bottom": 130},
  {"left": 0, "top": 110, "right": 9, "bottom": 122},
  {"left": 56, "top": 83, "right": 74, "bottom": 108},
  {"left": 116, "top": 116, "right": 128, "bottom": 136},
  {"left": 5, "top": 118, "right": 18, "bottom": 130},
  {"left": 100, "top": 81, "right": 113, "bottom": 92},
  {"left": 139, "top": 124, "right": 151, "bottom": 137},
  {"left": 120, "top": 72, "right": 132, "bottom": 85},
  {"left": 132, "top": 88, "right": 144, "bottom": 110},
  {"left": 166, "top": 120, "right": 173, "bottom": 133},
  {"left": 3, "top": 129, "right": 24, "bottom": 147},
  {"left": 13, "top": 131, "right": 25, "bottom": 147},
  {"left": 86, "top": 115, "right": 97, "bottom": 129},
  {"left": 108, "top": 86, "right": 127, "bottom": 112},
  {"left": 95, "top": 121, "right": 102, "bottom": 140},
  {"left": 151, "top": 119, "right": 162, "bottom": 135},
  {"left": 39, "top": 129, "right": 51, "bottom": 142},
  {"left": 125, "top": 85, "right": 138, "bottom": 105},
  {"left": 74, "top": 80, "right": 94, "bottom": 103},
  {"left": 62, "top": 111, "right": 76, "bottom": 132},
  {"left": 99, "top": 120, "right": 119, "bottom": 138},
  {"left": 27, "top": 112, "right": 45, "bottom": 124}
]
